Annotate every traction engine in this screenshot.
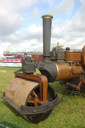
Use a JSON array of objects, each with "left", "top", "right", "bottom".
[{"left": 2, "top": 15, "right": 85, "bottom": 123}]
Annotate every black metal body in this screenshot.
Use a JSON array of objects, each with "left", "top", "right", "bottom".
[{"left": 37, "top": 61, "right": 57, "bottom": 82}]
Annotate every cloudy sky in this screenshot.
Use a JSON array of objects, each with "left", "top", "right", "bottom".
[{"left": 0, "top": 0, "right": 85, "bottom": 56}]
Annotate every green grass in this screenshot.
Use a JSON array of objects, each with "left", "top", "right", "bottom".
[{"left": 0, "top": 66, "right": 85, "bottom": 128}]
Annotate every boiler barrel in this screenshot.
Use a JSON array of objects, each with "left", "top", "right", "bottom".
[{"left": 54, "top": 62, "right": 83, "bottom": 81}]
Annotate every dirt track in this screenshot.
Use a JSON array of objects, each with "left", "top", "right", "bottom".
[{"left": 0, "top": 70, "right": 7, "bottom": 73}]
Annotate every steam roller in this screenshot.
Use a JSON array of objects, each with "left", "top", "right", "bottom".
[{"left": 2, "top": 15, "right": 85, "bottom": 123}]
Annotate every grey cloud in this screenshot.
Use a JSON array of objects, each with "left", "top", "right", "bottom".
[
  {"left": 51, "top": 0, "right": 85, "bottom": 48},
  {"left": 0, "top": 0, "right": 38, "bottom": 36},
  {"left": 4, "top": 24, "right": 42, "bottom": 42}
]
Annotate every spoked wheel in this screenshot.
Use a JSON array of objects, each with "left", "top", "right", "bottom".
[{"left": 25, "top": 85, "right": 56, "bottom": 123}]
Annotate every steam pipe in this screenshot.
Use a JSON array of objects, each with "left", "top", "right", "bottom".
[{"left": 42, "top": 15, "right": 53, "bottom": 61}]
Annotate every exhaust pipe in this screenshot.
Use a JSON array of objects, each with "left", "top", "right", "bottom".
[{"left": 42, "top": 15, "right": 53, "bottom": 61}]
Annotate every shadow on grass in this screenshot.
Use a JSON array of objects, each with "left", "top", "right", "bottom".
[
  {"left": 50, "top": 81, "right": 85, "bottom": 103},
  {"left": 50, "top": 82, "right": 70, "bottom": 96}
]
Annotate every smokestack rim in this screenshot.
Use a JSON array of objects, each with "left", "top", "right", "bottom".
[{"left": 42, "top": 14, "right": 53, "bottom": 19}]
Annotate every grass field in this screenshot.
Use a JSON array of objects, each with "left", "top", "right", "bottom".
[{"left": 0, "top": 66, "right": 85, "bottom": 128}]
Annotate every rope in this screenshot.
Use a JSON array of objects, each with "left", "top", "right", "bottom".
[
  {"left": 0, "top": 123, "right": 10, "bottom": 128},
  {"left": 0, "top": 117, "right": 27, "bottom": 128}
]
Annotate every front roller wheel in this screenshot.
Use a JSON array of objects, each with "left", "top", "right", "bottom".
[
  {"left": 4, "top": 78, "right": 59, "bottom": 123},
  {"left": 25, "top": 85, "right": 56, "bottom": 123}
]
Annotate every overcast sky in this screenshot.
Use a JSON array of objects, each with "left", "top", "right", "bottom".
[{"left": 0, "top": 0, "right": 85, "bottom": 56}]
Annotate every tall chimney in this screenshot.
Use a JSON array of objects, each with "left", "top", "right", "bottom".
[{"left": 42, "top": 15, "right": 53, "bottom": 61}]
